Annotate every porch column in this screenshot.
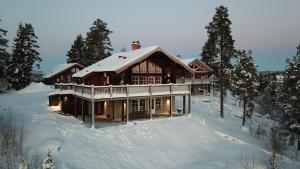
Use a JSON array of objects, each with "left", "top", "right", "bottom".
[
  {"left": 81, "top": 85, "right": 84, "bottom": 122},
  {"left": 188, "top": 94, "right": 191, "bottom": 114},
  {"left": 74, "top": 97, "right": 77, "bottom": 117},
  {"left": 149, "top": 85, "right": 152, "bottom": 120},
  {"left": 91, "top": 85, "right": 95, "bottom": 129},
  {"left": 112, "top": 100, "right": 115, "bottom": 122},
  {"left": 170, "top": 83, "right": 173, "bottom": 117},
  {"left": 126, "top": 98, "right": 129, "bottom": 124},
  {"left": 183, "top": 95, "right": 186, "bottom": 114},
  {"left": 149, "top": 98, "right": 152, "bottom": 120},
  {"left": 169, "top": 95, "right": 172, "bottom": 117}
]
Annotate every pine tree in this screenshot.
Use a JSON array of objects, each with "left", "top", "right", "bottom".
[
  {"left": 200, "top": 6, "right": 235, "bottom": 118},
  {"left": 231, "top": 50, "right": 258, "bottom": 126},
  {"left": 7, "top": 23, "right": 41, "bottom": 90},
  {"left": 18, "top": 159, "right": 28, "bottom": 169},
  {"left": 83, "top": 19, "right": 113, "bottom": 66},
  {"left": 42, "top": 150, "right": 55, "bottom": 169},
  {"left": 278, "top": 44, "right": 300, "bottom": 150},
  {"left": 66, "top": 34, "right": 85, "bottom": 65},
  {"left": 0, "top": 19, "right": 9, "bottom": 91}
]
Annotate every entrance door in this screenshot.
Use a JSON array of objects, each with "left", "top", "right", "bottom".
[{"left": 151, "top": 98, "right": 156, "bottom": 114}]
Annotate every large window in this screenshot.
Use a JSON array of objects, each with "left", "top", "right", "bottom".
[
  {"left": 131, "top": 99, "right": 146, "bottom": 112},
  {"left": 155, "top": 76, "right": 162, "bottom": 84},
  {"left": 140, "top": 61, "right": 147, "bottom": 73},
  {"left": 155, "top": 98, "right": 161, "bottom": 109},
  {"left": 149, "top": 61, "right": 162, "bottom": 73},
  {"left": 140, "top": 99, "right": 146, "bottom": 111},
  {"left": 131, "top": 100, "right": 138, "bottom": 112},
  {"left": 132, "top": 76, "right": 139, "bottom": 84},
  {"left": 132, "top": 65, "right": 139, "bottom": 73},
  {"left": 148, "top": 76, "right": 155, "bottom": 84},
  {"left": 139, "top": 76, "right": 147, "bottom": 84}
]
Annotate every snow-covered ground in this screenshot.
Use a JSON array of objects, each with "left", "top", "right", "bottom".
[{"left": 0, "top": 83, "right": 299, "bottom": 169}]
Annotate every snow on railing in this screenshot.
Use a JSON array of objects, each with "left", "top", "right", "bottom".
[
  {"left": 176, "top": 77, "right": 213, "bottom": 84},
  {"left": 54, "top": 83, "right": 191, "bottom": 99}
]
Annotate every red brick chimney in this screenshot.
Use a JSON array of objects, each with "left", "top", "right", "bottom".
[{"left": 131, "top": 41, "right": 141, "bottom": 50}]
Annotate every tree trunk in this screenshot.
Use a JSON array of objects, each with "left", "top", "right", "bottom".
[
  {"left": 242, "top": 98, "right": 246, "bottom": 126},
  {"left": 220, "top": 77, "right": 224, "bottom": 118}
]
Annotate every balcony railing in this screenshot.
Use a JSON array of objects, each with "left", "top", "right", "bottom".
[
  {"left": 54, "top": 83, "right": 191, "bottom": 100},
  {"left": 176, "top": 77, "right": 213, "bottom": 85}
]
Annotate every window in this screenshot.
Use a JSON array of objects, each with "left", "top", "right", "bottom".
[
  {"left": 149, "top": 61, "right": 162, "bottom": 74},
  {"left": 155, "top": 98, "right": 161, "bottom": 109},
  {"left": 131, "top": 100, "right": 138, "bottom": 112},
  {"left": 148, "top": 76, "right": 155, "bottom": 84},
  {"left": 132, "top": 76, "right": 139, "bottom": 84},
  {"left": 140, "top": 99, "right": 146, "bottom": 111},
  {"left": 140, "top": 61, "right": 147, "bottom": 73},
  {"left": 155, "top": 76, "right": 162, "bottom": 84},
  {"left": 131, "top": 99, "right": 145, "bottom": 112},
  {"left": 139, "top": 76, "right": 146, "bottom": 84},
  {"left": 132, "top": 65, "right": 139, "bottom": 73},
  {"left": 155, "top": 66, "right": 162, "bottom": 73},
  {"left": 149, "top": 62, "right": 156, "bottom": 73},
  {"left": 67, "top": 75, "right": 71, "bottom": 82}
]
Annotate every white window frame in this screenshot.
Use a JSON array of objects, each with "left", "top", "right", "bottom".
[
  {"left": 139, "top": 76, "right": 147, "bottom": 84},
  {"left": 155, "top": 98, "right": 162, "bottom": 109},
  {"left": 155, "top": 76, "right": 162, "bottom": 84},
  {"left": 132, "top": 76, "right": 139, "bottom": 84},
  {"left": 148, "top": 76, "right": 155, "bottom": 84}
]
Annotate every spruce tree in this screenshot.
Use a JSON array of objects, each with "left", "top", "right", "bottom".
[
  {"left": 201, "top": 6, "right": 235, "bottom": 118},
  {"left": 83, "top": 19, "right": 113, "bottom": 66},
  {"left": 231, "top": 50, "right": 258, "bottom": 126},
  {"left": 42, "top": 150, "right": 55, "bottom": 169},
  {"left": 66, "top": 34, "right": 84, "bottom": 65},
  {"left": 0, "top": 20, "right": 9, "bottom": 91},
  {"left": 7, "top": 23, "right": 41, "bottom": 90},
  {"left": 278, "top": 44, "right": 300, "bottom": 150}
]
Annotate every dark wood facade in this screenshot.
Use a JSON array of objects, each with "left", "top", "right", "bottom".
[{"left": 79, "top": 51, "right": 192, "bottom": 86}]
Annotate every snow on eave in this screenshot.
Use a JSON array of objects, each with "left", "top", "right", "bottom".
[
  {"left": 73, "top": 46, "right": 195, "bottom": 77},
  {"left": 43, "top": 63, "right": 83, "bottom": 79}
]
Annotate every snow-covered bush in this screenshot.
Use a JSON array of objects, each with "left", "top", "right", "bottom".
[{"left": 42, "top": 150, "right": 55, "bottom": 169}]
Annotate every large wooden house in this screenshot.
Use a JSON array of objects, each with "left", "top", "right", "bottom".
[
  {"left": 43, "top": 63, "right": 83, "bottom": 85},
  {"left": 48, "top": 42, "right": 211, "bottom": 127}
]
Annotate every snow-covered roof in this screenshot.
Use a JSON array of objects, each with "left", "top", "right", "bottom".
[
  {"left": 73, "top": 46, "right": 195, "bottom": 78},
  {"left": 180, "top": 58, "right": 213, "bottom": 72},
  {"left": 43, "top": 63, "right": 82, "bottom": 79}
]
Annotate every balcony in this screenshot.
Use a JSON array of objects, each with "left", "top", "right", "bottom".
[
  {"left": 176, "top": 77, "right": 213, "bottom": 85},
  {"left": 52, "top": 83, "right": 191, "bottom": 100}
]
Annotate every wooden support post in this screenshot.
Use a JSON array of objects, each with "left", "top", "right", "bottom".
[
  {"left": 149, "top": 98, "right": 152, "bottom": 120},
  {"left": 74, "top": 97, "right": 77, "bottom": 117},
  {"left": 188, "top": 94, "right": 191, "bottom": 114},
  {"left": 170, "top": 83, "right": 173, "bottom": 117},
  {"left": 81, "top": 85, "right": 84, "bottom": 122},
  {"left": 112, "top": 100, "right": 115, "bottom": 121},
  {"left": 149, "top": 85, "right": 152, "bottom": 120},
  {"left": 126, "top": 98, "right": 129, "bottom": 124},
  {"left": 183, "top": 95, "right": 186, "bottom": 114},
  {"left": 91, "top": 85, "right": 95, "bottom": 129}
]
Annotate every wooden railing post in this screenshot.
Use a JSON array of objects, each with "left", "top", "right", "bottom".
[
  {"left": 109, "top": 85, "right": 113, "bottom": 99},
  {"left": 170, "top": 83, "right": 173, "bottom": 117},
  {"left": 149, "top": 84, "right": 152, "bottom": 120},
  {"left": 126, "top": 84, "right": 129, "bottom": 124},
  {"left": 91, "top": 85, "right": 95, "bottom": 129}
]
